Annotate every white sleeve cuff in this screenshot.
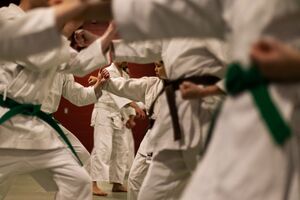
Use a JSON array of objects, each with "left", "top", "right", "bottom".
[{"left": 216, "top": 79, "right": 227, "bottom": 93}]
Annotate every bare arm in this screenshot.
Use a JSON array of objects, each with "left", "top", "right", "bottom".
[
  {"left": 251, "top": 38, "right": 300, "bottom": 81},
  {"left": 180, "top": 82, "right": 225, "bottom": 100}
]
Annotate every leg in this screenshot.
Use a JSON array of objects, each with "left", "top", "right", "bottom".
[
  {"left": 28, "top": 148, "right": 92, "bottom": 200},
  {"left": 126, "top": 128, "right": 135, "bottom": 171},
  {"left": 138, "top": 150, "right": 191, "bottom": 200},
  {"left": 92, "top": 181, "right": 107, "bottom": 196},
  {"left": 30, "top": 125, "right": 91, "bottom": 192},
  {"left": 89, "top": 124, "right": 113, "bottom": 195},
  {"left": 0, "top": 149, "right": 33, "bottom": 200},
  {"left": 60, "top": 125, "right": 90, "bottom": 165},
  {"left": 127, "top": 134, "right": 151, "bottom": 200},
  {"left": 0, "top": 148, "right": 92, "bottom": 200},
  {"left": 49, "top": 158, "right": 92, "bottom": 200},
  {"left": 110, "top": 128, "right": 128, "bottom": 192},
  {"left": 128, "top": 152, "right": 149, "bottom": 200},
  {"left": 30, "top": 169, "right": 58, "bottom": 192}
]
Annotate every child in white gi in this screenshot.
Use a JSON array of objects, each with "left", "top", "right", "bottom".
[
  {"left": 0, "top": 1, "right": 111, "bottom": 199},
  {"left": 97, "top": 61, "right": 166, "bottom": 200},
  {"left": 89, "top": 62, "right": 144, "bottom": 196}
]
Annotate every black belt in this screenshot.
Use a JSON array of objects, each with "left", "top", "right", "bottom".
[
  {"left": 149, "top": 75, "right": 220, "bottom": 141},
  {"left": 147, "top": 118, "right": 156, "bottom": 130}
]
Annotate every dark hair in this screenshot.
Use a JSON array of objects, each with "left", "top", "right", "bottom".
[
  {"left": 69, "top": 26, "right": 85, "bottom": 51},
  {"left": 0, "top": 0, "right": 21, "bottom": 7}
]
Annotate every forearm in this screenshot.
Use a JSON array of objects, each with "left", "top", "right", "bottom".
[
  {"left": 81, "top": 1, "right": 112, "bottom": 21},
  {"left": 112, "top": 0, "right": 224, "bottom": 42},
  {"left": 258, "top": 54, "right": 300, "bottom": 81},
  {"left": 93, "top": 83, "right": 103, "bottom": 99},
  {"left": 112, "top": 40, "right": 162, "bottom": 63},
  {"left": 60, "top": 39, "right": 107, "bottom": 77},
  {"left": 129, "top": 102, "right": 141, "bottom": 111},
  {"left": 101, "top": 28, "right": 116, "bottom": 55},
  {"left": 54, "top": 1, "right": 88, "bottom": 29},
  {"left": 63, "top": 81, "right": 98, "bottom": 106},
  {"left": 201, "top": 85, "right": 225, "bottom": 97},
  {"left": 103, "top": 78, "right": 147, "bottom": 103}
]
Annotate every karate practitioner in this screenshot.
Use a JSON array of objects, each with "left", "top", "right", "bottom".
[
  {"left": 89, "top": 62, "right": 145, "bottom": 196},
  {"left": 0, "top": 1, "right": 112, "bottom": 199},
  {"left": 92, "top": 37, "right": 227, "bottom": 200},
  {"left": 29, "top": 68, "right": 110, "bottom": 192},
  {"left": 95, "top": 61, "right": 166, "bottom": 200},
  {"left": 84, "top": 1, "right": 300, "bottom": 199},
  {"left": 0, "top": 0, "right": 96, "bottom": 60}
]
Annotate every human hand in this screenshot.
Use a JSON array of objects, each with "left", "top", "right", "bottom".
[
  {"left": 126, "top": 115, "right": 136, "bottom": 129},
  {"left": 88, "top": 75, "right": 98, "bottom": 85},
  {"left": 97, "top": 68, "right": 110, "bottom": 85},
  {"left": 74, "top": 29, "right": 98, "bottom": 47},
  {"left": 130, "top": 103, "right": 146, "bottom": 119},
  {"left": 251, "top": 38, "right": 300, "bottom": 81},
  {"left": 180, "top": 82, "right": 205, "bottom": 99}
]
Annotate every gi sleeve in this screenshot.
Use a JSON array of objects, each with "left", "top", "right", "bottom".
[
  {"left": 0, "top": 8, "right": 61, "bottom": 60},
  {"left": 59, "top": 38, "right": 108, "bottom": 77},
  {"left": 62, "top": 74, "right": 98, "bottom": 106},
  {"left": 103, "top": 77, "right": 150, "bottom": 103},
  {"left": 113, "top": 40, "right": 163, "bottom": 63},
  {"left": 113, "top": 0, "right": 225, "bottom": 41}
]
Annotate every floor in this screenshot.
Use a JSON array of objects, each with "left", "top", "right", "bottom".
[{"left": 5, "top": 175, "right": 127, "bottom": 200}]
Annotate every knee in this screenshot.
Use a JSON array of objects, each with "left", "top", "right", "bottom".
[{"left": 74, "top": 169, "right": 92, "bottom": 188}]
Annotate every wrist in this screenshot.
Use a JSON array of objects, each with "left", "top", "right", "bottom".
[
  {"left": 93, "top": 81, "right": 104, "bottom": 98},
  {"left": 201, "top": 85, "right": 222, "bottom": 97}
]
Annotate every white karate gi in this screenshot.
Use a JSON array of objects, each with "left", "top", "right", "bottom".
[
  {"left": 120, "top": 108, "right": 136, "bottom": 172},
  {"left": 89, "top": 63, "right": 135, "bottom": 184},
  {"left": 112, "top": 38, "right": 227, "bottom": 200},
  {"left": 112, "top": 0, "right": 300, "bottom": 199},
  {"left": 0, "top": 4, "right": 108, "bottom": 200},
  {"left": 0, "top": 6, "right": 62, "bottom": 60},
  {"left": 29, "top": 72, "right": 99, "bottom": 192},
  {"left": 41, "top": 72, "right": 98, "bottom": 163},
  {"left": 103, "top": 76, "right": 163, "bottom": 200}
]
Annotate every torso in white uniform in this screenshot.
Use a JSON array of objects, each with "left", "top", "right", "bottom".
[
  {"left": 113, "top": 38, "right": 227, "bottom": 157},
  {"left": 103, "top": 76, "right": 164, "bottom": 154},
  {"left": 91, "top": 63, "right": 134, "bottom": 129},
  {"left": 0, "top": 4, "right": 62, "bottom": 60},
  {"left": 0, "top": 4, "right": 106, "bottom": 150}
]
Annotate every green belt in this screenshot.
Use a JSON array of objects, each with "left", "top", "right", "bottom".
[
  {"left": 224, "top": 63, "right": 291, "bottom": 146},
  {"left": 0, "top": 95, "right": 83, "bottom": 165}
]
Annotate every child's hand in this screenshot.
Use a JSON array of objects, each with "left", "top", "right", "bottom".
[
  {"left": 75, "top": 29, "right": 98, "bottom": 47},
  {"left": 98, "top": 68, "right": 110, "bottom": 81},
  {"left": 126, "top": 115, "right": 136, "bottom": 129},
  {"left": 88, "top": 75, "right": 98, "bottom": 85},
  {"left": 180, "top": 81, "right": 205, "bottom": 99}
]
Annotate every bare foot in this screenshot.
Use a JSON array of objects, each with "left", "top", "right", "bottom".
[
  {"left": 93, "top": 182, "right": 108, "bottom": 196},
  {"left": 112, "top": 183, "right": 127, "bottom": 192}
]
